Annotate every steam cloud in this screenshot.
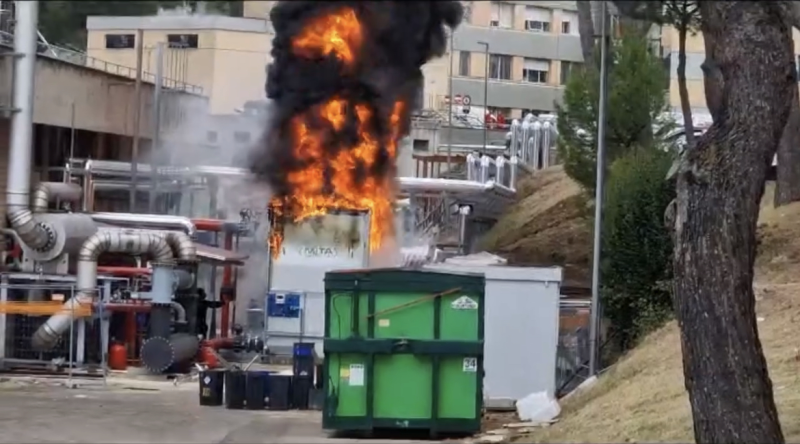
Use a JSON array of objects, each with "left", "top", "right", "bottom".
[{"left": 249, "top": 0, "right": 463, "bottom": 198}]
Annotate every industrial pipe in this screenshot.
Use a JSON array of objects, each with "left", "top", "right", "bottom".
[
  {"left": 159, "top": 231, "right": 196, "bottom": 261},
  {"left": 141, "top": 333, "right": 200, "bottom": 373},
  {"left": 97, "top": 266, "right": 151, "bottom": 277},
  {"left": 31, "top": 229, "right": 174, "bottom": 350},
  {"left": 96, "top": 301, "right": 185, "bottom": 322},
  {"left": 5, "top": 1, "right": 50, "bottom": 251},
  {"left": 31, "top": 182, "right": 83, "bottom": 213},
  {"left": 90, "top": 213, "right": 196, "bottom": 237}
]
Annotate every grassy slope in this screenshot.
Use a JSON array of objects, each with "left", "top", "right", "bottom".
[
  {"left": 510, "top": 182, "right": 800, "bottom": 442},
  {"left": 481, "top": 166, "right": 593, "bottom": 287}
]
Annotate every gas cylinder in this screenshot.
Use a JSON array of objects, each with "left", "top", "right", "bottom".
[
  {"left": 109, "top": 342, "right": 128, "bottom": 371},
  {"left": 199, "top": 346, "right": 219, "bottom": 369}
]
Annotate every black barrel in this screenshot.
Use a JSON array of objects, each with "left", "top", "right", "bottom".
[
  {"left": 292, "top": 342, "right": 315, "bottom": 379},
  {"left": 245, "top": 372, "right": 267, "bottom": 410},
  {"left": 314, "top": 363, "right": 324, "bottom": 389},
  {"left": 199, "top": 369, "right": 225, "bottom": 406},
  {"left": 225, "top": 370, "right": 246, "bottom": 409},
  {"left": 291, "top": 376, "right": 312, "bottom": 410},
  {"left": 268, "top": 375, "right": 292, "bottom": 410}
]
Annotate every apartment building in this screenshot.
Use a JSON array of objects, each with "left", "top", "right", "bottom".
[
  {"left": 85, "top": 14, "right": 273, "bottom": 115},
  {"left": 422, "top": 1, "right": 583, "bottom": 121},
  {"left": 660, "top": 27, "right": 800, "bottom": 121}
]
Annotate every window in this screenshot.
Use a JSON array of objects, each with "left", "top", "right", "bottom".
[
  {"left": 489, "top": 54, "right": 512, "bottom": 80},
  {"left": 522, "top": 58, "right": 549, "bottom": 84},
  {"left": 105, "top": 34, "right": 136, "bottom": 49},
  {"left": 524, "top": 6, "right": 551, "bottom": 32},
  {"left": 490, "top": 2, "right": 514, "bottom": 28},
  {"left": 206, "top": 131, "right": 218, "bottom": 143},
  {"left": 561, "top": 11, "right": 578, "bottom": 35},
  {"left": 458, "top": 51, "right": 471, "bottom": 76},
  {"left": 167, "top": 34, "right": 199, "bottom": 49},
  {"left": 233, "top": 131, "right": 251, "bottom": 144},
  {"left": 560, "top": 61, "right": 576, "bottom": 85},
  {"left": 412, "top": 139, "right": 430, "bottom": 151}
]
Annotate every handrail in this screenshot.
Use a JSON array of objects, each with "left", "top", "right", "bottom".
[{"left": 0, "top": 30, "right": 204, "bottom": 95}]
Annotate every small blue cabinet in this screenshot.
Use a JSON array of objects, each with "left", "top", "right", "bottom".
[{"left": 266, "top": 292, "right": 302, "bottom": 318}]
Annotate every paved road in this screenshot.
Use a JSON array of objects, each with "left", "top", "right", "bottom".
[{"left": 0, "top": 378, "right": 435, "bottom": 443}]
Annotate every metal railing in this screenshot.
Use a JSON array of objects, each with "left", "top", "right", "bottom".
[
  {"left": 0, "top": 281, "right": 107, "bottom": 384},
  {"left": 0, "top": 30, "right": 204, "bottom": 94}
]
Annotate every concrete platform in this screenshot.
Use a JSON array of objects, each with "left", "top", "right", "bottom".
[{"left": 0, "top": 377, "right": 435, "bottom": 443}]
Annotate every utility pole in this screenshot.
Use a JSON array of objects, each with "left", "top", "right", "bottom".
[
  {"left": 148, "top": 41, "right": 164, "bottom": 213},
  {"left": 589, "top": 0, "right": 610, "bottom": 377},
  {"left": 477, "top": 41, "right": 490, "bottom": 156},
  {"left": 130, "top": 28, "right": 143, "bottom": 212},
  {"left": 446, "top": 30, "right": 454, "bottom": 173}
]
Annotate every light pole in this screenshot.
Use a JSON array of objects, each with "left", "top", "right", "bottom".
[
  {"left": 589, "top": 1, "right": 610, "bottom": 377},
  {"left": 478, "top": 40, "right": 490, "bottom": 156}
]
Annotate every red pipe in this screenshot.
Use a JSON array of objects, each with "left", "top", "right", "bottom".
[
  {"left": 100, "top": 302, "right": 152, "bottom": 313},
  {"left": 202, "top": 337, "right": 234, "bottom": 350},
  {"left": 220, "top": 232, "right": 234, "bottom": 338},
  {"left": 97, "top": 266, "right": 151, "bottom": 277},
  {"left": 192, "top": 218, "right": 225, "bottom": 232}
]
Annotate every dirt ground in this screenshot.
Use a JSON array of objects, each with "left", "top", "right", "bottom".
[
  {"left": 0, "top": 377, "right": 434, "bottom": 444},
  {"left": 514, "top": 183, "right": 800, "bottom": 442}
]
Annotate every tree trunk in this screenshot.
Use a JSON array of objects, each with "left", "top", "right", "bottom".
[
  {"left": 676, "top": 22, "right": 694, "bottom": 147},
  {"left": 673, "top": 3, "right": 790, "bottom": 443},
  {"left": 774, "top": 94, "right": 800, "bottom": 206}
]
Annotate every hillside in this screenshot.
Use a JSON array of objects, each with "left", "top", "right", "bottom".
[
  {"left": 481, "top": 166, "right": 593, "bottom": 287},
  {"left": 512, "top": 183, "right": 800, "bottom": 442}
]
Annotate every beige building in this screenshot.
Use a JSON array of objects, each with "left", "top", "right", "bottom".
[
  {"left": 422, "top": 0, "right": 583, "bottom": 121},
  {"left": 85, "top": 14, "right": 273, "bottom": 115},
  {"left": 660, "top": 27, "right": 800, "bottom": 120}
]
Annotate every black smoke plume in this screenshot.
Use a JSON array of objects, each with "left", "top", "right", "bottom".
[{"left": 249, "top": 0, "right": 463, "bottom": 199}]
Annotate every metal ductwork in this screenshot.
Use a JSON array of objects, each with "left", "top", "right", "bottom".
[
  {"left": 159, "top": 231, "right": 196, "bottom": 261},
  {"left": 6, "top": 1, "right": 49, "bottom": 251},
  {"left": 90, "top": 213, "right": 197, "bottom": 237},
  {"left": 31, "top": 182, "right": 83, "bottom": 213},
  {"left": 31, "top": 229, "right": 174, "bottom": 351}
]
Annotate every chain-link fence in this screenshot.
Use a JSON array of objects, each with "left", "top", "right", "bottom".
[
  {"left": 555, "top": 302, "right": 592, "bottom": 397},
  {"left": 0, "top": 281, "right": 108, "bottom": 384}
]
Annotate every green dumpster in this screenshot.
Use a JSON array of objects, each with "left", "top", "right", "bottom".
[{"left": 322, "top": 268, "right": 485, "bottom": 436}]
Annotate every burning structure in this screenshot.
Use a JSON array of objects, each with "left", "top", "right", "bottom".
[{"left": 249, "top": 1, "right": 463, "bottom": 257}]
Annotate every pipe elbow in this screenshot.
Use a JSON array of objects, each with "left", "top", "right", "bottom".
[
  {"left": 32, "top": 182, "right": 83, "bottom": 213},
  {"left": 31, "top": 321, "right": 59, "bottom": 351}
]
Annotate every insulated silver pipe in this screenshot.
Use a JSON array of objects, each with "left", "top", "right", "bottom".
[
  {"left": 31, "top": 229, "right": 174, "bottom": 351},
  {"left": 31, "top": 182, "right": 83, "bottom": 213},
  {"left": 90, "top": 213, "right": 197, "bottom": 237},
  {"left": 160, "top": 231, "right": 196, "bottom": 261},
  {"left": 6, "top": 1, "right": 50, "bottom": 251}
]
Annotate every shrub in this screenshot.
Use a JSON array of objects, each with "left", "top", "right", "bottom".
[{"left": 601, "top": 146, "right": 675, "bottom": 349}]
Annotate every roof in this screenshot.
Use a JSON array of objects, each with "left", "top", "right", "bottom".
[
  {"left": 195, "top": 244, "right": 248, "bottom": 265},
  {"left": 86, "top": 15, "right": 273, "bottom": 33}
]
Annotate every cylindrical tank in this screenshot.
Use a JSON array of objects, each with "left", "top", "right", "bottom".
[
  {"left": 140, "top": 333, "right": 200, "bottom": 373},
  {"left": 108, "top": 342, "right": 127, "bottom": 371}
]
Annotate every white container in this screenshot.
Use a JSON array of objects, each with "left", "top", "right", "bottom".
[
  {"left": 265, "top": 212, "right": 371, "bottom": 356},
  {"left": 425, "top": 259, "right": 562, "bottom": 409}
]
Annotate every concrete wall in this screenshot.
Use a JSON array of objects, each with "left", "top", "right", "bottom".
[
  {"left": 0, "top": 46, "right": 207, "bottom": 137},
  {"left": 86, "top": 16, "right": 272, "bottom": 114}
]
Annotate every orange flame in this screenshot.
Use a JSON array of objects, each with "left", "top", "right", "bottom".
[
  {"left": 269, "top": 8, "right": 405, "bottom": 259},
  {"left": 291, "top": 8, "right": 362, "bottom": 66}
]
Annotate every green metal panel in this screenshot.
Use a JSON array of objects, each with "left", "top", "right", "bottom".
[{"left": 322, "top": 268, "right": 485, "bottom": 435}]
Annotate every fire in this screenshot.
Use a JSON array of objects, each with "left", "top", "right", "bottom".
[
  {"left": 268, "top": 8, "right": 406, "bottom": 259},
  {"left": 291, "top": 8, "right": 362, "bottom": 66}
]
